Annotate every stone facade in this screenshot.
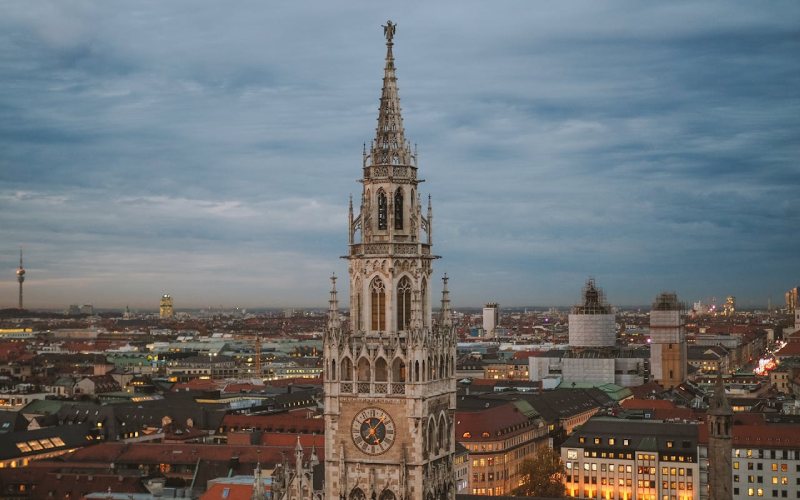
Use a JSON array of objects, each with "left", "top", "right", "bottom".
[
  {"left": 322, "top": 21, "right": 456, "bottom": 500},
  {"left": 707, "top": 375, "right": 733, "bottom": 500},
  {"left": 650, "top": 292, "right": 688, "bottom": 389}
]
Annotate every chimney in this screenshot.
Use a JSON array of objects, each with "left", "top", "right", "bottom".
[{"left": 145, "top": 478, "right": 166, "bottom": 497}]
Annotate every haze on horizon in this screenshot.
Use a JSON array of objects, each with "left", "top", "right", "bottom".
[{"left": 1, "top": 1, "right": 798, "bottom": 310}]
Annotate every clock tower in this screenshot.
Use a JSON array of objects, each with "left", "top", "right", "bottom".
[{"left": 323, "top": 21, "right": 457, "bottom": 500}]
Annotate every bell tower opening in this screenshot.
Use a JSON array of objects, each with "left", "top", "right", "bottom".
[
  {"left": 377, "top": 190, "right": 387, "bottom": 230},
  {"left": 394, "top": 189, "right": 403, "bottom": 230}
]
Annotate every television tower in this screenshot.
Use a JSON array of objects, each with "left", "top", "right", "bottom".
[{"left": 16, "top": 248, "right": 25, "bottom": 309}]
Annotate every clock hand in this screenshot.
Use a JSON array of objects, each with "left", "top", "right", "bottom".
[{"left": 370, "top": 415, "right": 386, "bottom": 431}]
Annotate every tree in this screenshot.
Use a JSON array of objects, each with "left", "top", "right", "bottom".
[{"left": 512, "top": 445, "right": 566, "bottom": 498}]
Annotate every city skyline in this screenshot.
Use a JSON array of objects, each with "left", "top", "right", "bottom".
[{"left": 1, "top": 1, "right": 799, "bottom": 309}]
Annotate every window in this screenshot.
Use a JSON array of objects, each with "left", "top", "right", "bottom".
[
  {"left": 394, "top": 189, "right": 403, "bottom": 230},
  {"left": 356, "top": 290, "right": 363, "bottom": 331},
  {"left": 377, "top": 191, "right": 387, "bottom": 230},
  {"left": 623, "top": 439, "right": 630, "bottom": 446},
  {"left": 370, "top": 277, "right": 386, "bottom": 331},
  {"left": 609, "top": 438, "right": 615, "bottom": 445},
  {"left": 396, "top": 277, "right": 412, "bottom": 330}
]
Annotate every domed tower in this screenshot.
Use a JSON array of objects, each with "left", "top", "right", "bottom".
[
  {"left": 323, "top": 21, "right": 456, "bottom": 500},
  {"left": 15, "top": 248, "right": 25, "bottom": 310}
]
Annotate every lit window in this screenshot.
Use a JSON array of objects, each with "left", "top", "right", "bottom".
[
  {"left": 462, "top": 432, "right": 471, "bottom": 439},
  {"left": 609, "top": 438, "right": 615, "bottom": 445},
  {"left": 39, "top": 439, "right": 55, "bottom": 449},
  {"left": 15, "top": 443, "right": 31, "bottom": 453},
  {"left": 27, "top": 441, "right": 43, "bottom": 451}
]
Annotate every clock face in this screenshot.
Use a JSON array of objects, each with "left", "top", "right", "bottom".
[{"left": 351, "top": 407, "right": 395, "bottom": 455}]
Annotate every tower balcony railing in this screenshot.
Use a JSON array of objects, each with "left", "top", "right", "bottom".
[
  {"left": 349, "top": 243, "right": 431, "bottom": 257},
  {"left": 339, "top": 381, "right": 406, "bottom": 395},
  {"left": 364, "top": 164, "right": 417, "bottom": 180}
]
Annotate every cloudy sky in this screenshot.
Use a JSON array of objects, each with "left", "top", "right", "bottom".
[{"left": 1, "top": 1, "right": 798, "bottom": 310}]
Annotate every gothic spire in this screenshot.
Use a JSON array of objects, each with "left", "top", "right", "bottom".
[
  {"left": 328, "top": 273, "right": 340, "bottom": 332},
  {"left": 371, "top": 20, "right": 411, "bottom": 167},
  {"left": 709, "top": 372, "right": 732, "bottom": 416},
  {"left": 440, "top": 273, "right": 451, "bottom": 328}
]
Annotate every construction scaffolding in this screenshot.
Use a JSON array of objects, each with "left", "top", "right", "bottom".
[{"left": 571, "top": 278, "right": 611, "bottom": 315}]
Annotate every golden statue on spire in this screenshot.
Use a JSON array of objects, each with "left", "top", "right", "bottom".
[{"left": 383, "top": 20, "right": 396, "bottom": 43}]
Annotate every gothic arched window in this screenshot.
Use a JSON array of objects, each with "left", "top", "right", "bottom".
[
  {"left": 392, "top": 357, "right": 406, "bottom": 382},
  {"left": 377, "top": 191, "right": 387, "bottom": 230},
  {"left": 438, "top": 414, "right": 447, "bottom": 451},
  {"left": 394, "top": 189, "right": 403, "bottom": 230},
  {"left": 375, "top": 357, "right": 388, "bottom": 382},
  {"left": 397, "top": 277, "right": 412, "bottom": 331},
  {"left": 379, "top": 490, "right": 397, "bottom": 500},
  {"left": 427, "top": 420, "right": 436, "bottom": 454},
  {"left": 357, "top": 357, "right": 370, "bottom": 382},
  {"left": 349, "top": 488, "right": 367, "bottom": 500},
  {"left": 340, "top": 357, "right": 353, "bottom": 381},
  {"left": 370, "top": 277, "right": 386, "bottom": 332}
]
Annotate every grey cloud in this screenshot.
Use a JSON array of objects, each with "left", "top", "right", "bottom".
[{"left": 1, "top": 1, "right": 798, "bottom": 308}]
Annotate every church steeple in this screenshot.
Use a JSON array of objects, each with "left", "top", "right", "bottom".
[
  {"left": 370, "top": 20, "right": 412, "bottom": 167},
  {"left": 709, "top": 372, "right": 732, "bottom": 416},
  {"left": 324, "top": 22, "right": 455, "bottom": 500}
]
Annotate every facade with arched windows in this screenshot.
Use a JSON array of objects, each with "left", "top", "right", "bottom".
[{"left": 323, "top": 21, "right": 457, "bottom": 500}]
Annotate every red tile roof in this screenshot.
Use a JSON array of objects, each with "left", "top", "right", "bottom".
[
  {"left": 201, "top": 483, "right": 256, "bottom": 500},
  {"left": 698, "top": 421, "right": 800, "bottom": 448},
  {"left": 264, "top": 376, "right": 321, "bottom": 387},
  {"left": 61, "top": 442, "right": 318, "bottom": 468},
  {"left": 775, "top": 342, "right": 800, "bottom": 358},
  {"left": 456, "top": 402, "right": 533, "bottom": 442},
  {"left": 221, "top": 413, "right": 324, "bottom": 434},
  {"left": 222, "top": 383, "right": 266, "bottom": 394},
  {"left": 0, "top": 468, "right": 145, "bottom": 499},
  {"left": 259, "top": 432, "right": 324, "bottom": 449},
  {"left": 171, "top": 379, "right": 223, "bottom": 392},
  {"left": 627, "top": 381, "right": 665, "bottom": 399},
  {"left": 621, "top": 399, "right": 676, "bottom": 410}
]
